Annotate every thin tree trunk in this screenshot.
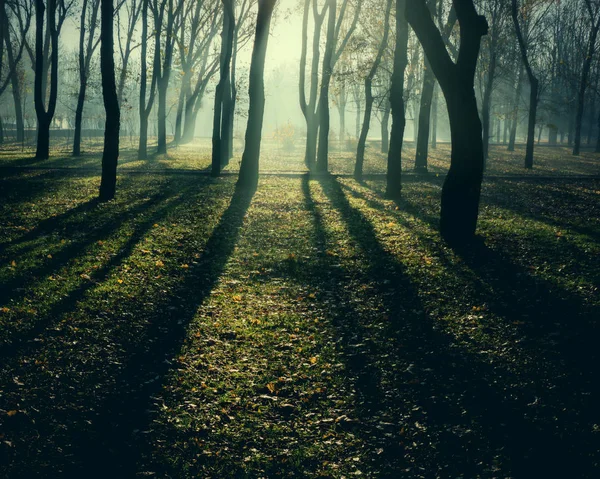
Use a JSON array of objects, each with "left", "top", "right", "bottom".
[
  {"left": 381, "top": 100, "right": 390, "bottom": 153},
  {"left": 355, "top": 0, "right": 391, "bottom": 179},
  {"left": 431, "top": 82, "right": 437, "bottom": 149},
  {"left": 316, "top": 0, "right": 335, "bottom": 173},
  {"left": 508, "top": 65, "right": 523, "bottom": 152}
]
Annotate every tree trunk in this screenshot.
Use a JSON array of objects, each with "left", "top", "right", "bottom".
[
  {"left": 381, "top": 100, "right": 390, "bottom": 153},
  {"left": 386, "top": 0, "right": 408, "bottom": 199},
  {"left": 139, "top": 112, "right": 149, "bottom": 159},
  {"left": 316, "top": 0, "right": 336, "bottom": 173},
  {"left": 431, "top": 83, "right": 438, "bottom": 149},
  {"left": 237, "top": 0, "right": 276, "bottom": 190},
  {"left": 415, "top": 58, "right": 435, "bottom": 173},
  {"left": 355, "top": 0, "right": 391, "bottom": 179},
  {"left": 508, "top": 65, "right": 523, "bottom": 152},
  {"left": 99, "top": 0, "right": 120, "bottom": 202},
  {"left": 212, "top": 0, "right": 234, "bottom": 177},
  {"left": 408, "top": 0, "right": 488, "bottom": 244},
  {"left": 573, "top": 18, "right": 600, "bottom": 155},
  {"left": 73, "top": 81, "right": 87, "bottom": 156},
  {"left": 524, "top": 78, "right": 538, "bottom": 169},
  {"left": 481, "top": 52, "right": 497, "bottom": 164},
  {"left": 157, "top": 82, "right": 167, "bottom": 154}
]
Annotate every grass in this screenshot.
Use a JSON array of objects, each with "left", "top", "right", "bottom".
[
  {"left": 1, "top": 136, "right": 599, "bottom": 176},
  {"left": 0, "top": 165, "right": 599, "bottom": 477}
]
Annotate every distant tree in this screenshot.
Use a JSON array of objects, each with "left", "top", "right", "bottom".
[
  {"left": 414, "top": 3, "right": 456, "bottom": 173},
  {"left": 354, "top": 0, "right": 392, "bottom": 179},
  {"left": 407, "top": 0, "right": 488, "bottom": 243},
  {"left": 237, "top": 0, "right": 277, "bottom": 190},
  {"left": 98, "top": 0, "right": 120, "bottom": 201},
  {"left": 73, "top": 0, "right": 100, "bottom": 156},
  {"left": 138, "top": 0, "right": 157, "bottom": 159}
]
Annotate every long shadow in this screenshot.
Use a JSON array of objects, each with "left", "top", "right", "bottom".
[
  {"left": 0, "top": 185, "right": 203, "bottom": 365},
  {"left": 0, "top": 187, "right": 175, "bottom": 334},
  {"left": 308, "top": 176, "right": 599, "bottom": 477},
  {"left": 65, "top": 184, "right": 255, "bottom": 477}
]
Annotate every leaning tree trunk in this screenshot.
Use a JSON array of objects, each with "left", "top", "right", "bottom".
[
  {"left": 481, "top": 52, "right": 497, "bottom": 164},
  {"left": 73, "top": 80, "right": 87, "bottom": 156},
  {"left": 386, "top": 0, "right": 408, "bottom": 199},
  {"left": 524, "top": 77, "right": 538, "bottom": 169},
  {"left": 99, "top": 0, "right": 120, "bottom": 201},
  {"left": 237, "top": 0, "right": 277, "bottom": 190}
]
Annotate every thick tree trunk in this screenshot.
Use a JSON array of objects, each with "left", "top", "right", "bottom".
[
  {"left": 386, "top": 0, "right": 408, "bottom": 199},
  {"left": 408, "top": 0, "right": 488, "bottom": 244},
  {"left": 415, "top": 59, "right": 435, "bottom": 172},
  {"left": 305, "top": 117, "right": 318, "bottom": 166},
  {"left": 237, "top": 0, "right": 276, "bottom": 190},
  {"left": 221, "top": 75, "right": 233, "bottom": 165},
  {"left": 596, "top": 109, "right": 600, "bottom": 153},
  {"left": 99, "top": 0, "right": 120, "bottom": 202},
  {"left": 181, "top": 101, "right": 198, "bottom": 143},
  {"left": 174, "top": 77, "right": 187, "bottom": 143}
]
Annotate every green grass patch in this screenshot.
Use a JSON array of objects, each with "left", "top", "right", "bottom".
[{"left": 0, "top": 170, "right": 599, "bottom": 477}]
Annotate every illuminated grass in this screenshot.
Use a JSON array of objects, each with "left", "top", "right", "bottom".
[{"left": 0, "top": 170, "right": 598, "bottom": 477}]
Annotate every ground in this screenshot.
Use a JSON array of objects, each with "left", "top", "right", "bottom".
[{"left": 0, "top": 141, "right": 599, "bottom": 477}]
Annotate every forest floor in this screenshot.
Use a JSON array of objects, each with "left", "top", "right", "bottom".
[
  {"left": 0, "top": 151, "right": 599, "bottom": 477},
  {"left": 1, "top": 137, "right": 600, "bottom": 177}
]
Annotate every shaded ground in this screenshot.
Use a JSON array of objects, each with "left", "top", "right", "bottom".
[
  {"left": 0, "top": 169, "right": 599, "bottom": 478},
  {"left": 1, "top": 138, "right": 600, "bottom": 177}
]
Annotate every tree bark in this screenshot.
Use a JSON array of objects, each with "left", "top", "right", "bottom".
[
  {"left": 508, "top": 64, "right": 523, "bottom": 151},
  {"left": 415, "top": 60, "right": 435, "bottom": 173},
  {"left": 99, "top": 0, "right": 120, "bottom": 201},
  {"left": 316, "top": 0, "right": 336, "bottom": 173},
  {"left": 407, "top": 0, "right": 488, "bottom": 243},
  {"left": 212, "top": 0, "right": 234, "bottom": 177},
  {"left": 354, "top": 0, "right": 392, "bottom": 179},
  {"left": 237, "top": 0, "right": 277, "bottom": 190},
  {"left": 386, "top": 0, "right": 408, "bottom": 199},
  {"left": 381, "top": 99, "right": 390, "bottom": 153}
]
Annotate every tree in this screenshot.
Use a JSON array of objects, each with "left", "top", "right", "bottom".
[
  {"left": 237, "top": 0, "right": 277, "bottom": 190},
  {"left": 152, "top": 0, "right": 181, "bottom": 155},
  {"left": 73, "top": 0, "right": 100, "bottom": 156},
  {"left": 573, "top": 0, "right": 600, "bottom": 155},
  {"left": 385, "top": 0, "right": 408, "bottom": 198},
  {"left": 299, "top": 0, "right": 328, "bottom": 169},
  {"left": 414, "top": 4, "right": 456, "bottom": 173},
  {"left": 407, "top": 0, "right": 488, "bottom": 243},
  {"left": 211, "top": 0, "right": 235, "bottom": 176},
  {"left": 138, "top": 0, "right": 157, "bottom": 159},
  {"left": 98, "top": 0, "right": 119, "bottom": 201},
  {"left": 316, "top": 0, "right": 362, "bottom": 172},
  {"left": 33, "top": 0, "right": 57, "bottom": 159},
  {"left": 354, "top": 0, "right": 392, "bottom": 179}
]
